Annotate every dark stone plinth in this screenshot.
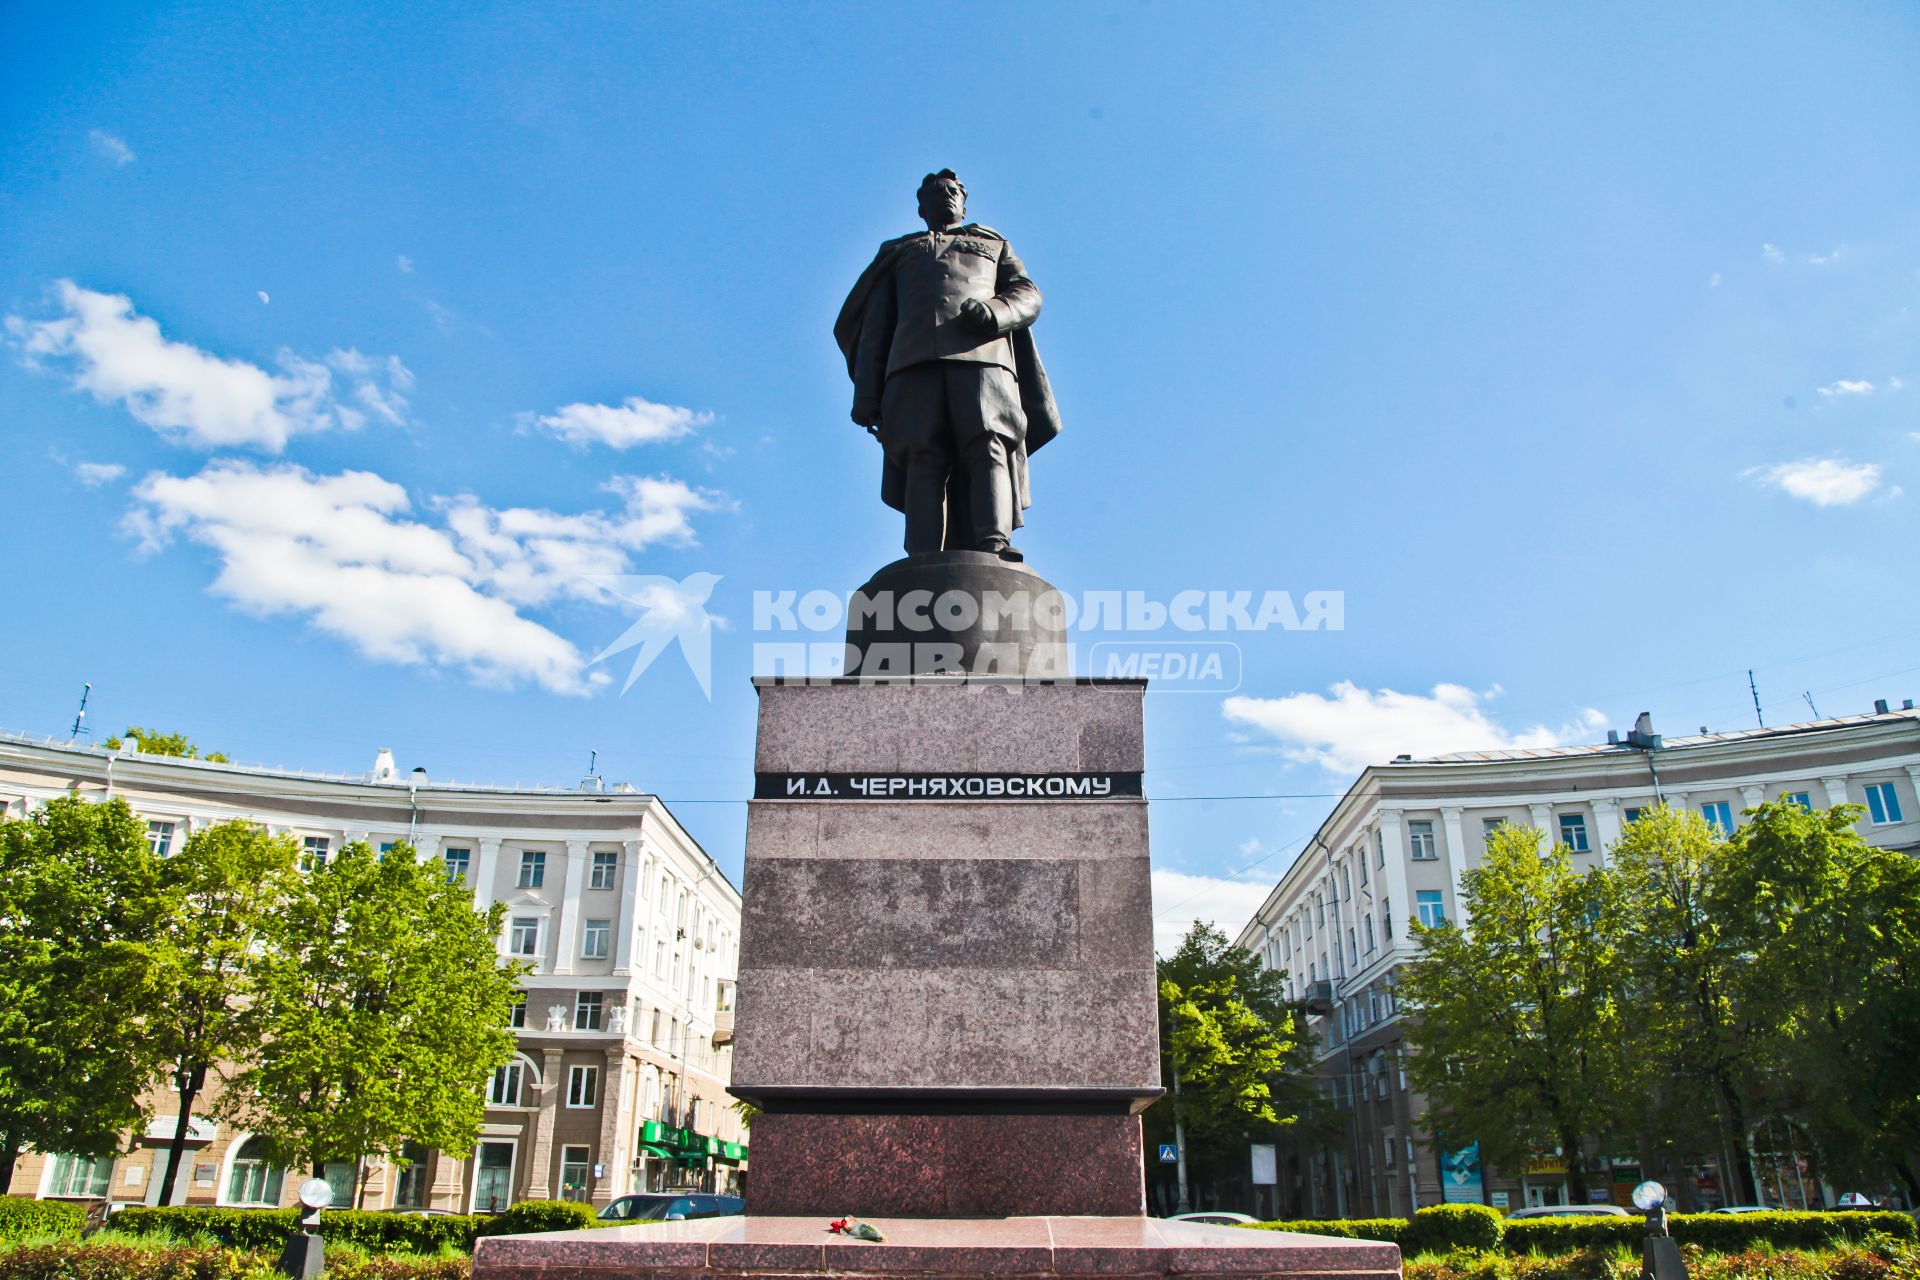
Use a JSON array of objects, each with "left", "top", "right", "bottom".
[
  {"left": 471, "top": 1216, "right": 1403, "bottom": 1280},
  {"left": 745, "top": 1113, "right": 1145, "bottom": 1217},
  {"left": 845, "top": 551, "right": 1069, "bottom": 678}
]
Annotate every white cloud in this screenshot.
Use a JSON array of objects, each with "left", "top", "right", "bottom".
[
  {"left": 396, "top": 255, "right": 414, "bottom": 274},
  {"left": 89, "top": 130, "right": 134, "bottom": 165},
  {"left": 256, "top": 291, "right": 270, "bottom": 305},
  {"left": 1808, "top": 247, "right": 1844, "bottom": 265},
  {"left": 1761, "top": 243, "right": 1785, "bottom": 263},
  {"left": 1708, "top": 273, "right": 1723, "bottom": 288},
  {"left": 526, "top": 395, "right": 712, "bottom": 449},
  {"left": 1746, "top": 457, "right": 1884, "bottom": 507},
  {"left": 73, "top": 461, "right": 127, "bottom": 487},
  {"left": 1223, "top": 681, "right": 1607, "bottom": 776},
  {"left": 126, "top": 460, "right": 725, "bottom": 695},
  {"left": 1817, "top": 379, "right": 1874, "bottom": 398},
  {"left": 1151, "top": 868, "right": 1275, "bottom": 958},
  {"left": 7, "top": 281, "right": 412, "bottom": 451}
]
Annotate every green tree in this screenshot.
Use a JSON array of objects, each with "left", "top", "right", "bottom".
[
  {"left": 0, "top": 796, "right": 166, "bottom": 1191},
  {"left": 148, "top": 820, "right": 301, "bottom": 1204},
  {"left": 1715, "top": 799, "right": 1920, "bottom": 1199},
  {"left": 1148, "top": 923, "right": 1310, "bottom": 1208},
  {"left": 1607, "top": 804, "right": 1766, "bottom": 1203},
  {"left": 219, "top": 840, "right": 522, "bottom": 1205},
  {"left": 104, "top": 728, "right": 229, "bottom": 763},
  {"left": 1399, "top": 825, "right": 1630, "bottom": 1201}
]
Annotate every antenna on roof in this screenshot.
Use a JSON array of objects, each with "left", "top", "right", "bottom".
[
  {"left": 1748, "top": 669, "right": 1764, "bottom": 728},
  {"left": 69, "top": 683, "right": 92, "bottom": 741},
  {"left": 589, "top": 749, "right": 598, "bottom": 776},
  {"left": 1803, "top": 691, "right": 1821, "bottom": 719}
]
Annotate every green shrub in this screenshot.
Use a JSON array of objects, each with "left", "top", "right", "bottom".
[
  {"left": 1251, "top": 1217, "right": 1411, "bottom": 1246},
  {"left": 1672, "top": 1212, "right": 1916, "bottom": 1251},
  {"left": 0, "top": 1199, "right": 85, "bottom": 1243},
  {"left": 471, "top": 1201, "right": 595, "bottom": 1238},
  {"left": 113, "top": 1207, "right": 485, "bottom": 1254},
  {"left": 1498, "top": 1218, "right": 1642, "bottom": 1254},
  {"left": 0, "top": 1242, "right": 275, "bottom": 1280},
  {"left": 1410, "top": 1205, "right": 1506, "bottom": 1254}
]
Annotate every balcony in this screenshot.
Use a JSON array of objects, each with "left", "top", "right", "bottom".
[{"left": 1303, "top": 980, "right": 1334, "bottom": 1015}]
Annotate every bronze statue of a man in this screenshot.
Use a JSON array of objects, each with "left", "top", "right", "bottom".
[{"left": 834, "top": 170, "right": 1061, "bottom": 558}]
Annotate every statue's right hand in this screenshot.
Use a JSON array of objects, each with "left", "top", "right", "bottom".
[{"left": 851, "top": 401, "right": 880, "bottom": 428}]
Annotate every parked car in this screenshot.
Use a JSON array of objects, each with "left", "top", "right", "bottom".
[
  {"left": 1505, "top": 1204, "right": 1630, "bottom": 1219},
  {"left": 1165, "top": 1211, "right": 1258, "bottom": 1226},
  {"left": 1709, "top": 1206, "right": 1771, "bottom": 1214},
  {"left": 597, "top": 1193, "right": 745, "bottom": 1223}
]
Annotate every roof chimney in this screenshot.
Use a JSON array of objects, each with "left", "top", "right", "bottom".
[
  {"left": 371, "top": 748, "right": 397, "bottom": 783},
  {"left": 1873, "top": 698, "right": 1891, "bottom": 714},
  {"left": 1607, "top": 730, "right": 1620, "bottom": 745},
  {"left": 1626, "top": 713, "right": 1662, "bottom": 751}
]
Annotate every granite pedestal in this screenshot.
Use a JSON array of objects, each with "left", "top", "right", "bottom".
[{"left": 733, "top": 677, "right": 1160, "bottom": 1218}]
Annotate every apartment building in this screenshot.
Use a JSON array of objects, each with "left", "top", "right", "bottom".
[
  {"left": 0, "top": 734, "right": 745, "bottom": 1213},
  {"left": 1234, "top": 702, "right": 1920, "bottom": 1219}
]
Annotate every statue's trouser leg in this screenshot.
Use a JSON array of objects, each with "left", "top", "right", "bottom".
[
  {"left": 883, "top": 365, "right": 954, "bottom": 553},
  {"left": 946, "top": 363, "right": 1023, "bottom": 552}
]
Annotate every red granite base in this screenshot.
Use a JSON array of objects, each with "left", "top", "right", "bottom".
[
  {"left": 473, "top": 1215, "right": 1402, "bottom": 1280},
  {"left": 744, "top": 1113, "right": 1145, "bottom": 1217}
]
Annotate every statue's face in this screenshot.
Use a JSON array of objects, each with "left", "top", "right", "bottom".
[{"left": 918, "top": 178, "right": 966, "bottom": 229}]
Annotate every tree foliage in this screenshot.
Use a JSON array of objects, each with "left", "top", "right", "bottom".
[
  {"left": 104, "top": 728, "right": 228, "bottom": 763},
  {"left": 0, "top": 797, "right": 167, "bottom": 1192},
  {"left": 1398, "top": 825, "right": 1630, "bottom": 1199},
  {"left": 1147, "top": 923, "right": 1312, "bottom": 1200},
  {"left": 219, "top": 840, "right": 523, "bottom": 1204},
  {"left": 147, "top": 821, "right": 302, "bottom": 1204}
]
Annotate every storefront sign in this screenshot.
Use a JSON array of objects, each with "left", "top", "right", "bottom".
[
  {"left": 1250, "top": 1144, "right": 1277, "bottom": 1186},
  {"left": 1440, "top": 1143, "right": 1484, "bottom": 1204}
]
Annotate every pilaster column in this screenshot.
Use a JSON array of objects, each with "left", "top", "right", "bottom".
[
  {"left": 1822, "top": 776, "right": 1851, "bottom": 808},
  {"left": 1590, "top": 797, "right": 1622, "bottom": 865},
  {"left": 410, "top": 833, "right": 440, "bottom": 862},
  {"left": 472, "top": 837, "right": 503, "bottom": 911},
  {"left": 427, "top": 1149, "right": 465, "bottom": 1212},
  {"left": 1528, "top": 804, "right": 1553, "bottom": 844},
  {"left": 343, "top": 827, "right": 371, "bottom": 852},
  {"left": 1438, "top": 806, "right": 1471, "bottom": 927},
  {"left": 1375, "top": 808, "right": 1411, "bottom": 954},
  {"left": 552, "top": 841, "right": 590, "bottom": 976},
  {"left": 1906, "top": 767, "right": 1920, "bottom": 815},
  {"left": 593, "top": 1047, "right": 633, "bottom": 1207},
  {"left": 613, "top": 840, "right": 642, "bottom": 976},
  {"left": 523, "top": 1047, "right": 565, "bottom": 1201},
  {"left": 1740, "top": 785, "right": 1766, "bottom": 816}
]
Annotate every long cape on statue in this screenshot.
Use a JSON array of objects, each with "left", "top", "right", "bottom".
[{"left": 833, "top": 227, "right": 1062, "bottom": 529}]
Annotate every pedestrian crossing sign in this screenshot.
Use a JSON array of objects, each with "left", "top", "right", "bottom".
[{"left": 1158, "top": 1144, "right": 1179, "bottom": 1164}]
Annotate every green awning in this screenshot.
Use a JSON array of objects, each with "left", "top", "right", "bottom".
[{"left": 638, "top": 1142, "right": 676, "bottom": 1159}]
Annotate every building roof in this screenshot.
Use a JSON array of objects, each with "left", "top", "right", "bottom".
[{"left": 1411, "top": 707, "right": 1920, "bottom": 764}]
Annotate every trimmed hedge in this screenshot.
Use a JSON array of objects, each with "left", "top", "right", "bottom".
[
  {"left": 113, "top": 1207, "right": 483, "bottom": 1253},
  {"left": 0, "top": 1241, "right": 474, "bottom": 1280},
  {"left": 0, "top": 1198, "right": 85, "bottom": 1243},
  {"left": 1502, "top": 1212, "right": 1917, "bottom": 1255},
  {"left": 1255, "top": 1205, "right": 1505, "bottom": 1253},
  {"left": 1254, "top": 1209, "right": 1917, "bottom": 1256},
  {"left": 472, "top": 1201, "right": 596, "bottom": 1238}
]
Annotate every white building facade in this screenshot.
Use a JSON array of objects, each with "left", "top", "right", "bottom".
[
  {"left": 0, "top": 735, "right": 745, "bottom": 1213},
  {"left": 1235, "top": 704, "right": 1920, "bottom": 1219}
]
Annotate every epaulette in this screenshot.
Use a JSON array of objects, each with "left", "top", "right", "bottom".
[{"left": 961, "top": 223, "right": 1006, "bottom": 240}]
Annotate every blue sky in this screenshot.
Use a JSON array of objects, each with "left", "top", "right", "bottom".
[{"left": 4, "top": 2, "right": 1917, "bottom": 951}]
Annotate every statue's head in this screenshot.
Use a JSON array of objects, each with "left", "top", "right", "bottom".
[{"left": 917, "top": 169, "right": 966, "bottom": 230}]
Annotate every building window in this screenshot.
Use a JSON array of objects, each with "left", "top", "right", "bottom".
[
  {"left": 1865, "top": 783, "right": 1903, "bottom": 825},
  {"left": 1314, "top": 895, "right": 1325, "bottom": 928},
  {"left": 443, "top": 847, "right": 471, "bottom": 884},
  {"left": 45, "top": 1153, "right": 112, "bottom": 1198},
  {"left": 582, "top": 920, "right": 610, "bottom": 960},
  {"left": 1374, "top": 829, "right": 1385, "bottom": 867},
  {"left": 1558, "top": 813, "right": 1590, "bottom": 852},
  {"left": 487, "top": 1060, "right": 525, "bottom": 1107},
  {"left": 508, "top": 994, "right": 526, "bottom": 1029},
  {"left": 1363, "top": 915, "right": 1376, "bottom": 954},
  {"left": 1346, "top": 928, "right": 1358, "bottom": 968},
  {"left": 223, "top": 1137, "right": 285, "bottom": 1206},
  {"left": 1623, "top": 807, "right": 1644, "bottom": 825},
  {"left": 378, "top": 841, "right": 398, "bottom": 859},
  {"left": 1701, "top": 801, "right": 1735, "bottom": 836},
  {"left": 1408, "top": 820, "right": 1437, "bottom": 859},
  {"left": 1416, "top": 890, "right": 1445, "bottom": 929},
  {"left": 1785, "top": 792, "right": 1813, "bottom": 811},
  {"left": 517, "top": 850, "right": 546, "bottom": 888},
  {"left": 1382, "top": 906, "right": 1392, "bottom": 940},
  {"left": 559, "top": 1145, "right": 591, "bottom": 1201},
  {"left": 590, "top": 850, "right": 617, "bottom": 889},
  {"left": 575, "top": 991, "right": 604, "bottom": 1031},
  {"left": 509, "top": 917, "right": 540, "bottom": 956},
  {"left": 146, "top": 820, "right": 177, "bottom": 858},
  {"left": 1383, "top": 1130, "right": 1397, "bottom": 1170},
  {"left": 567, "top": 1064, "right": 599, "bottom": 1108},
  {"left": 392, "top": 1142, "right": 428, "bottom": 1209},
  {"left": 1358, "top": 856, "right": 1369, "bottom": 888},
  {"left": 302, "top": 836, "right": 330, "bottom": 870}
]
